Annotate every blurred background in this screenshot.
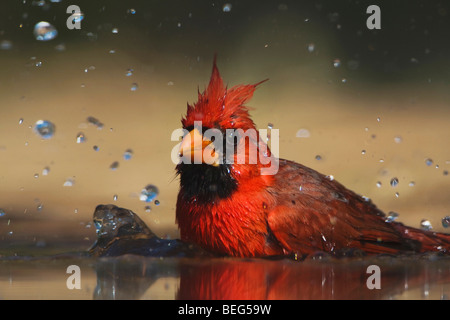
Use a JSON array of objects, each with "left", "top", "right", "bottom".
[{"left": 1, "top": 0, "right": 450, "bottom": 255}]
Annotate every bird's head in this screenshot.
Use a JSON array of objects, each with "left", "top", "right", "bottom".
[{"left": 176, "top": 58, "right": 276, "bottom": 203}]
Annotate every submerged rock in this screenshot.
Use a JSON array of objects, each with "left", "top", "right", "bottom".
[{"left": 89, "top": 204, "right": 211, "bottom": 258}]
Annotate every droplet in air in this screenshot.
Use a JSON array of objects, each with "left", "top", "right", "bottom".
[
  {"left": 87, "top": 116, "right": 104, "bottom": 129},
  {"left": 123, "top": 149, "right": 133, "bottom": 160},
  {"left": 395, "top": 192, "right": 399, "bottom": 198},
  {"left": 376, "top": 181, "right": 382, "bottom": 188},
  {"left": 111, "top": 28, "right": 119, "bottom": 34},
  {"left": 76, "top": 132, "right": 86, "bottom": 143},
  {"left": 333, "top": 59, "right": 341, "bottom": 67},
  {"left": 420, "top": 219, "right": 432, "bottom": 231},
  {"left": 63, "top": 178, "right": 75, "bottom": 187},
  {"left": 425, "top": 158, "right": 433, "bottom": 166},
  {"left": 34, "top": 173, "right": 39, "bottom": 179},
  {"left": 19, "top": 118, "right": 24, "bottom": 125},
  {"left": 443, "top": 170, "right": 449, "bottom": 176},
  {"left": 145, "top": 206, "right": 151, "bottom": 213},
  {"left": 385, "top": 211, "right": 399, "bottom": 223},
  {"left": 376, "top": 117, "right": 381, "bottom": 122},
  {"left": 222, "top": 3, "right": 232, "bottom": 12},
  {"left": 33, "top": 21, "right": 58, "bottom": 41},
  {"left": 93, "top": 145, "right": 99, "bottom": 151},
  {"left": 154, "top": 200, "right": 160, "bottom": 206},
  {"left": 113, "top": 194, "right": 118, "bottom": 201},
  {"left": 409, "top": 181, "right": 415, "bottom": 187},
  {"left": 390, "top": 177, "right": 399, "bottom": 187},
  {"left": 0, "top": 209, "right": 5, "bottom": 217},
  {"left": 361, "top": 150, "right": 366, "bottom": 155},
  {"left": 139, "top": 184, "right": 159, "bottom": 203},
  {"left": 128, "top": 8, "right": 136, "bottom": 15},
  {"left": 125, "top": 68, "right": 134, "bottom": 77},
  {"left": 307, "top": 43, "right": 315, "bottom": 53},
  {"left": 315, "top": 155, "right": 322, "bottom": 161},
  {"left": 442, "top": 216, "right": 450, "bottom": 228},
  {"left": 42, "top": 167, "right": 50, "bottom": 175},
  {"left": 34, "top": 120, "right": 55, "bottom": 139},
  {"left": 110, "top": 161, "right": 119, "bottom": 170},
  {"left": 394, "top": 136, "right": 402, "bottom": 144},
  {"left": 130, "top": 83, "right": 139, "bottom": 91},
  {"left": 296, "top": 128, "right": 310, "bottom": 138}
]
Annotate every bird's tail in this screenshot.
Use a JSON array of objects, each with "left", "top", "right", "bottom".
[{"left": 393, "top": 223, "right": 450, "bottom": 253}]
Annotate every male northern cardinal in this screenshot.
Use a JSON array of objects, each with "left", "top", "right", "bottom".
[{"left": 175, "top": 58, "right": 450, "bottom": 258}]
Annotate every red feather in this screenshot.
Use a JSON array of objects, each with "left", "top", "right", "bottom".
[{"left": 176, "top": 59, "right": 450, "bottom": 258}]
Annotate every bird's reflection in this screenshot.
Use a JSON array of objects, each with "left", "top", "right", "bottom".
[{"left": 93, "top": 254, "right": 450, "bottom": 300}]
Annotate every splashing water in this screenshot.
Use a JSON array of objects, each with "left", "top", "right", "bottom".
[
  {"left": 385, "top": 211, "right": 399, "bottom": 223},
  {"left": 140, "top": 184, "right": 159, "bottom": 203},
  {"left": 442, "top": 216, "right": 450, "bottom": 228},
  {"left": 34, "top": 120, "right": 55, "bottom": 139},
  {"left": 420, "top": 219, "right": 432, "bottom": 231},
  {"left": 123, "top": 149, "right": 133, "bottom": 160},
  {"left": 76, "top": 132, "right": 86, "bottom": 143},
  {"left": 390, "top": 177, "right": 399, "bottom": 187},
  {"left": 33, "top": 21, "right": 58, "bottom": 41}
]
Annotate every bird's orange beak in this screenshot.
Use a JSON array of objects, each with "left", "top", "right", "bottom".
[{"left": 179, "top": 128, "right": 220, "bottom": 166}]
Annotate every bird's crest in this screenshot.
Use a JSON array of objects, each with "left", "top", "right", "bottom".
[{"left": 182, "top": 57, "right": 267, "bottom": 130}]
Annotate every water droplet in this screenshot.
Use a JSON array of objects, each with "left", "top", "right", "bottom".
[
  {"left": 0, "top": 40, "right": 13, "bottom": 50},
  {"left": 110, "top": 161, "right": 119, "bottom": 170},
  {"left": 0, "top": 209, "right": 5, "bottom": 217},
  {"left": 139, "top": 184, "right": 159, "bottom": 203},
  {"left": 394, "top": 136, "right": 402, "bottom": 143},
  {"left": 444, "top": 170, "right": 448, "bottom": 176},
  {"left": 19, "top": 118, "right": 24, "bottom": 125},
  {"left": 33, "top": 21, "right": 58, "bottom": 41},
  {"left": 76, "top": 132, "right": 86, "bottom": 143},
  {"left": 296, "top": 128, "right": 310, "bottom": 138},
  {"left": 307, "top": 43, "right": 315, "bottom": 53},
  {"left": 395, "top": 192, "right": 399, "bottom": 198},
  {"left": 425, "top": 158, "right": 433, "bottom": 166},
  {"left": 315, "top": 155, "right": 322, "bottom": 161},
  {"left": 93, "top": 145, "right": 99, "bottom": 151},
  {"left": 86, "top": 116, "right": 104, "bottom": 129},
  {"left": 63, "top": 178, "right": 75, "bottom": 187},
  {"left": 376, "top": 117, "right": 381, "bottom": 122},
  {"left": 267, "top": 123, "right": 274, "bottom": 129},
  {"left": 390, "top": 177, "right": 399, "bottom": 187},
  {"left": 145, "top": 206, "right": 151, "bottom": 212},
  {"left": 72, "top": 12, "right": 84, "bottom": 23},
  {"left": 154, "top": 200, "right": 160, "bottom": 206},
  {"left": 125, "top": 68, "right": 134, "bottom": 77},
  {"left": 326, "top": 175, "right": 334, "bottom": 181},
  {"left": 385, "top": 211, "right": 399, "bottom": 223},
  {"left": 111, "top": 28, "right": 119, "bottom": 34},
  {"left": 130, "top": 83, "right": 139, "bottom": 91},
  {"left": 341, "top": 78, "right": 347, "bottom": 83},
  {"left": 222, "top": 3, "right": 232, "bottom": 12},
  {"left": 409, "top": 181, "right": 416, "bottom": 187},
  {"left": 420, "top": 219, "right": 432, "bottom": 231},
  {"left": 361, "top": 150, "right": 366, "bottom": 155},
  {"left": 333, "top": 59, "right": 341, "bottom": 67},
  {"left": 442, "top": 216, "right": 450, "bottom": 228},
  {"left": 123, "top": 149, "right": 133, "bottom": 160},
  {"left": 37, "top": 203, "right": 43, "bottom": 211},
  {"left": 34, "top": 120, "right": 55, "bottom": 139},
  {"left": 299, "top": 185, "right": 303, "bottom": 191},
  {"left": 376, "top": 181, "right": 382, "bottom": 188},
  {"left": 34, "top": 173, "right": 39, "bottom": 179},
  {"left": 113, "top": 194, "right": 118, "bottom": 201},
  {"left": 128, "top": 8, "right": 136, "bottom": 15}
]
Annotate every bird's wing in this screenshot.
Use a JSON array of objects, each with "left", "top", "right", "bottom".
[{"left": 267, "top": 159, "right": 408, "bottom": 255}]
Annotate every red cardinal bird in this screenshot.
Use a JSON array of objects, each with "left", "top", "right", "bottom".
[{"left": 175, "top": 58, "right": 450, "bottom": 258}]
